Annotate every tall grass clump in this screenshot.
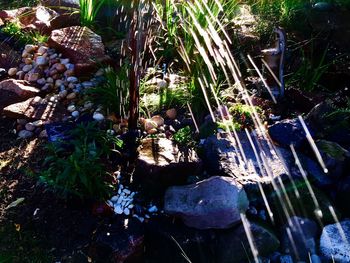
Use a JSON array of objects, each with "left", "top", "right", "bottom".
[{"left": 79, "top": 0, "right": 108, "bottom": 27}]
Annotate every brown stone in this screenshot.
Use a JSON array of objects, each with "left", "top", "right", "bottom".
[
  {"left": 0, "top": 79, "right": 40, "bottom": 111},
  {"left": 3, "top": 96, "right": 67, "bottom": 122},
  {"left": 48, "top": 26, "right": 111, "bottom": 76}
]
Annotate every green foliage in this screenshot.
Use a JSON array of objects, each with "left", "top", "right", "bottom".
[
  {"left": 286, "top": 43, "right": 332, "bottom": 91},
  {"left": 229, "top": 103, "right": 264, "bottom": 130},
  {"left": 2, "top": 22, "right": 48, "bottom": 45},
  {"left": 79, "top": 0, "right": 108, "bottom": 27},
  {"left": 85, "top": 65, "right": 129, "bottom": 117},
  {"left": 173, "top": 126, "right": 196, "bottom": 148},
  {"left": 39, "top": 122, "right": 121, "bottom": 200},
  {"left": 0, "top": 0, "right": 38, "bottom": 9}
]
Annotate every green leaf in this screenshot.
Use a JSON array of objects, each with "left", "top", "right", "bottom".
[{"left": 5, "top": 197, "right": 25, "bottom": 210}]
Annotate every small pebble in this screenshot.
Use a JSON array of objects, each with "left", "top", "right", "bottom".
[
  {"left": 67, "top": 105, "right": 76, "bottom": 112},
  {"left": 67, "top": 76, "right": 78, "bottom": 83},
  {"left": 123, "top": 208, "right": 130, "bottom": 215},
  {"left": 8, "top": 68, "right": 18, "bottom": 76},
  {"left": 114, "top": 205, "right": 123, "bottom": 214},
  {"left": 71, "top": 111, "right": 79, "bottom": 118},
  {"left": 22, "top": 64, "right": 33, "bottom": 72},
  {"left": 93, "top": 112, "right": 105, "bottom": 122},
  {"left": 148, "top": 205, "right": 158, "bottom": 213},
  {"left": 25, "top": 122, "right": 35, "bottom": 131},
  {"left": 18, "top": 130, "right": 33, "bottom": 139},
  {"left": 66, "top": 92, "right": 77, "bottom": 100}
]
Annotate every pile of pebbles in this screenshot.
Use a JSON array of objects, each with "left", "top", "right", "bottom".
[
  {"left": 6, "top": 44, "right": 109, "bottom": 138},
  {"left": 107, "top": 173, "right": 160, "bottom": 222}
]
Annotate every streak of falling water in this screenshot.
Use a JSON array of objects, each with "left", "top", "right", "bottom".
[
  {"left": 298, "top": 116, "right": 328, "bottom": 174},
  {"left": 328, "top": 205, "right": 349, "bottom": 244},
  {"left": 240, "top": 213, "right": 259, "bottom": 263}
]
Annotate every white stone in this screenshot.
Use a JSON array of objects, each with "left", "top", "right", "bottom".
[
  {"left": 32, "top": 120, "right": 43, "bottom": 127},
  {"left": 123, "top": 208, "right": 130, "bottom": 215},
  {"left": 148, "top": 206, "right": 158, "bottom": 213},
  {"left": 114, "top": 205, "right": 123, "bottom": 214},
  {"left": 110, "top": 196, "right": 118, "bottom": 202},
  {"left": 67, "top": 105, "right": 76, "bottom": 112},
  {"left": 60, "top": 58, "right": 70, "bottom": 65},
  {"left": 123, "top": 189, "right": 131, "bottom": 195},
  {"left": 93, "top": 112, "right": 105, "bottom": 122},
  {"left": 67, "top": 76, "right": 78, "bottom": 83},
  {"left": 128, "top": 204, "right": 134, "bottom": 209},
  {"left": 107, "top": 200, "right": 113, "bottom": 207},
  {"left": 71, "top": 111, "right": 79, "bottom": 118}
]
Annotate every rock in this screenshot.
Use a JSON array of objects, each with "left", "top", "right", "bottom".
[
  {"left": 36, "top": 56, "right": 48, "bottom": 66},
  {"left": 3, "top": 96, "right": 66, "bottom": 122},
  {"left": 216, "top": 221, "right": 280, "bottom": 263},
  {"left": 48, "top": 26, "right": 111, "bottom": 76},
  {"left": 93, "top": 112, "right": 105, "bottom": 122},
  {"left": 18, "top": 130, "right": 34, "bottom": 139},
  {"left": 0, "top": 79, "right": 40, "bottom": 110},
  {"left": 39, "top": 129, "right": 48, "bottom": 138},
  {"left": 320, "top": 220, "right": 350, "bottom": 262},
  {"left": 28, "top": 73, "right": 40, "bottom": 82},
  {"left": 151, "top": 115, "right": 164, "bottom": 127},
  {"left": 67, "top": 105, "right": 76, "bottom": 112},
  {"left": 22, "top": 64, "right": 33, "bottom": 72},
  {"left": 33, "top": 120, "right": 43, "bottom": 127},
  {"left": 24, "top": 58, "right": 33, "bottom": 65},
  {"left": 166, "top": 108, "right": 177, "bottom": 119},
  {"left": 164, "top": 176, "right": 249, "bottom": 229},
  {"left": 95, "top": 218, "right": 144, "bottom": 263},
  {"left": 279, "top": 255, "right": 293, "bottom": 263},
  {"left": 8, "top": 68, "right": 17, "bottom": 77},
  {"left": 25, "top": 122, "right": 36, "bottom": 131},
  {"left": 335, "top": 176, "right": 350, "bottom": 215},
  {"left": 36, "top": 78, "right": 46, "bottom": 85},
  {"left": 317, "top": 140, "right": 350, "bottom": 179},
  {"left": 202, "top": 132, "right": 292, "bottom": 183},
  {"left": 37, "top": 46, "right": 48, "bottom": 55},
  {"left": 269, "top": 118, "right": 307, "bottom": 148},
  {"left": 144, "top": 119, "right": 157, "bottom": 131},
  {"left": 66, "top": 92, "right": 77, "bottom": 100},
  {"left": 299, "top": 154, "right": 333, "bottom": 187},
  {"left": 67, "top": 76, "right": 78, "bottom": 83},
  {"left": 40, "top": 0, "right": 80, "bottom": 14},
  {"left": 24, "top": 44, "right": 36, "bottom": 53},
  {"left": 0, "top": 68, "right": 6, "bottom": 80},
  {"left": 71, "top": 110, "right": 79, "bottom": 118},
  {"left": 55, "top": 79, "right": 64, "bottom": 87},
  {"left": 55, "top": 63, "right": 66, "bottom": 73},
  {"left": 281, "top": 216, "right": 318, "bottom": 261},
  {"left": 134, "top": 137, "right": 202, "bottom": 197}
]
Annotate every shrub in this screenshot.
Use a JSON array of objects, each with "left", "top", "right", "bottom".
[
  {"left": 229, "top": 103, "right": 264, "bottom": 130},
  {"left": 39, "top": 122, "right": 122, "bottom": 200}
]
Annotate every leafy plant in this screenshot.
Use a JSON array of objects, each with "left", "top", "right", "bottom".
[
  {"left": 1, "top": 22, "right": 49, "bottom": 45},
  {"left": 39, "top": 122, "right": 121, "bottom": 200},
  {"left": 229, "top": 103, "right": 264, "bottom": 130},
  {"left": 173, "top": 126, "right": 196, "bottom": 148},
  {"left": 85, "top": 65, "right": 129, "bottom": 117}
]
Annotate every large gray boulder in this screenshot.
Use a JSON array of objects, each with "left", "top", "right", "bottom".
[
  {"left": 320, "top": 220, "right": 350, "bottom": 262},
  {"left": 164, "top": 176, "right": 249, "bottom": 229}
]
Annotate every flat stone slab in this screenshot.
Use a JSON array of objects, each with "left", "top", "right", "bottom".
[
  {"left": 3, "top": 96, "right": 66, "bottom": 122},
  {"left": 0, "top": 79, "right": 39, "bottom": 110}
]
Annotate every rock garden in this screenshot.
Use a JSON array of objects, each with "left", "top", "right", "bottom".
[{"left": 0, "top": 0, "right": 350, "bottom": 262}]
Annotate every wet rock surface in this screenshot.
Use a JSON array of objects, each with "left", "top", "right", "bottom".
[
  {"left": 164, "top": 176, "right": 249, "bottom": 229},
  {"left": 320, "top": 220, "right": 350, "bottom": 262}
]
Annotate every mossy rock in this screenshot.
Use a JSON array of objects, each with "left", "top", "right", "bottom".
[{"left": 317, "top": 140, "right": 350, "bottom": 161}]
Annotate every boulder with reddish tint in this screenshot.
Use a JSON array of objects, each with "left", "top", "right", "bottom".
[
  {"left": 40, "top": 0, "right": 80, "bottom": 14},
  {"left": 0, "top": 79, "right": 39, "bottom": 110},
  {"left": 3, "top": 96, "right": 66, "bottom": 122},
  {"left": 48, "top": 26, "right": 111, "bottom": 76}
]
